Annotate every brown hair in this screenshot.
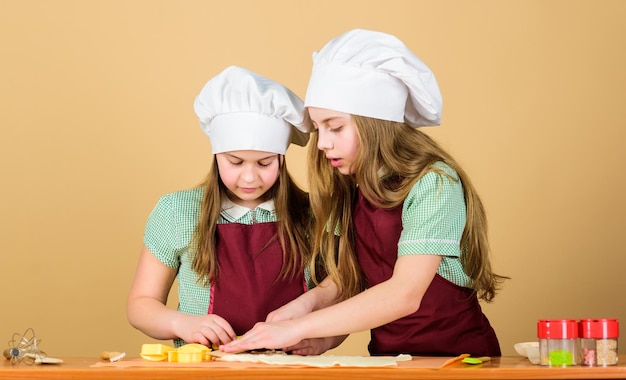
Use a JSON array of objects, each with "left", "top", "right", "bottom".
[
  {"left": 307, "top": 115, "right": 507, "bottom": 301},
  {"left": 191, "top": 157, "right": 312, "bottom": 285}
]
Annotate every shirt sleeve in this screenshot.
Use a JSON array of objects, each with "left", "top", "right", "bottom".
[
  {"left": 144, "top": 194, "right": 181, "bottom": 269},
  {"left": 398, "top": 163, "right": 467, "bottom": 258}
]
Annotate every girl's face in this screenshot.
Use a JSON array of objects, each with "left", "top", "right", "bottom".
[
  {"left": 216, "top": 150, "right": 280, "bottom": 209},
  {"left": 308, "top": 107, "right": 360, "bottom": 175}
]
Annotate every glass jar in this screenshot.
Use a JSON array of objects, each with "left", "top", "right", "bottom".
[
  {"left": 537, "top": 319, "right": 579, "bottom": 366},
  {"left": 579, "top": 318, "right": 619, "bottom": 366}
]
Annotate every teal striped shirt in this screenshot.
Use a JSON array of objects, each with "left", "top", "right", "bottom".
[{"left": 398, "top": 162, "right": 472, "bottom": 288}]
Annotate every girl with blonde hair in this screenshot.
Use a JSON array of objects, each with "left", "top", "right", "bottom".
[{"left": 223, "top": 30, "right": 506, "bottom": 357}]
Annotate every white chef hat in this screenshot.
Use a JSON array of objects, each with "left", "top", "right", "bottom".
[
  {"left": 304, "top": 29, "right": 443, "bottom": 127},
  {"left": 194, "top": 66, "right": 311, "bottom": 155}
]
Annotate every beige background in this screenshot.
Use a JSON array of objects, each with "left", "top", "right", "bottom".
[{"left": 1, "top": 0, "right": 625, "bottom": 358}]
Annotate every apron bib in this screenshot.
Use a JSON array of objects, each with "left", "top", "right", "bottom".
[
  {"left": 208, "top": 222, "right": 306, "bottom": 335},
  {"left": 353, "top": 189, "right": 501, "bottom": 357}
]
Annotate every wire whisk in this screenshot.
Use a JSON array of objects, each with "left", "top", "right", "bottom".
[{"left": 3, "top": 328, "right": 47, "bottom": 365}]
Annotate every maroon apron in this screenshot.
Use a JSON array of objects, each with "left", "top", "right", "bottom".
[
  {"left": 208, "top": 222, "right": 307, "bottom": 335},
  {"left": 353, "top": 189, "right": 501, "bottom": 357}
]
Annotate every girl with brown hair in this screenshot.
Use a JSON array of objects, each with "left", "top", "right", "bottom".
[{"left": 128, "top": 66, "right": 338, "bottom": 354}]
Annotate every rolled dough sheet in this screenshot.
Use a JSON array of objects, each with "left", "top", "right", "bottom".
[{"left": 216, "top": 353, "right": 412, "bottom": 367}]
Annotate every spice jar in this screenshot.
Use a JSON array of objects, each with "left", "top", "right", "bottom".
[
  {"left": 579, "top": 318, "right": 619, "bottom": 366},
  {"left": 537, "top": 319, "right": 579, "bottom": 366}
]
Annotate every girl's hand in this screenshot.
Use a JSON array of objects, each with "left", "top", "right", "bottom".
[
  {"left": 173, "top": 314, "right": 237, "bottom": 347},
  {"left": 283, "top": 335, "right": 348, "bottom": 356},
  {"left": 265, "top": 299, "right": 312, "bottom": 322},
  {"left": 266, "top": 276, "right": 340, "bottom": 323},
  {"left": 219, "top": 320, "right": 302, "bottom": 353}
]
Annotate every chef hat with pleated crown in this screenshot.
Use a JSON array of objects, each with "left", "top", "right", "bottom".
[
  {"left": 194, "top": 66, "right": 311, "bottom": 155},
  {"left": 305, "top": 29, "right": 443, "bottom": 127}
]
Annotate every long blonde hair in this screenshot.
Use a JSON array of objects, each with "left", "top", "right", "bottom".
[
  {"left": 307, "top": 115, "right": 507, "bottom": 302},
  {"left": 191, "top": 157, "right": 312, "bottom": 286}
]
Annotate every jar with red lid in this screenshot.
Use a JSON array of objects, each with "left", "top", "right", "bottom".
[
  {"left": 579, "top": 318, "right": 619, "bottom": 366},
  {"left": 537, "top": 319, "right": 579, "bottom": 366}
]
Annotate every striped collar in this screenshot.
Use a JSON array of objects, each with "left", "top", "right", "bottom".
[{"left": 221, "top": 198, "right": 276, "bottom": 220}]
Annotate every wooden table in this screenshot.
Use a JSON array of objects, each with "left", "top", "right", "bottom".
[{"left": 2, "top": 355, "right": 626, "bottom": 380}]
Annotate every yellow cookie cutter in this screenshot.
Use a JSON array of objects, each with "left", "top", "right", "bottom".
[{"left": 140, "top": 343, "right": 213, "bottom": 363}]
